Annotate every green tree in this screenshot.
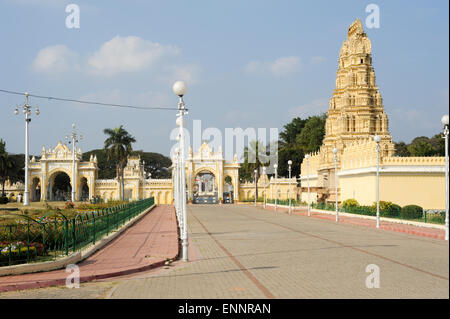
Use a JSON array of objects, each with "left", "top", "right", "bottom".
[
  {"left": 6, "top": 154, "right": 24, "bottom": 183},
  {"left": 407, "top": 136, "right": 434, "bottom": 156},
  {"left": 131, "top": 150, "right": 172, "bottom": 178},
  {"left": 239, "top": 140, "right": 268, "bottom": 198},
  {"left": 394, "top": 141, "right": 410, "bottom": 156},
  {"left": 296, "top": 115, "right": 326, "bottom": 154},
  {"left": 83, "top": 149, "right": 172, "bottom": 179},
  {"left": 0, "top": 139, "right": 15, "bottom": 196},
  {"left": 277, "top": 117, "right": 307, "bottom": 178},
  {"left": 429, "top": 133, "right": 445, "bottom": 156},
  {"left": 279, "top": 117, "right": 308, "bottom": 149},
  {"left": 103, "top": 126, "right": 136, "bottom": 200}
]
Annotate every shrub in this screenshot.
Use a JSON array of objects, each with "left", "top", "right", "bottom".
[
  {"left": 400, "top": 205, "right": 423, "bottom": 219},
  {"left": 348, "top": 205, "right": 376, "bottom": 216},
  {"left": 373, "top": 201, "right": 402, "bottom": 218},
  {"left": 64, "top": 201, "right": 75, "bottom": 209},
  {"left": 381, "top": 203, "right": 401, "bottom": 217},
  {"left": 0, "top": 196, "right": 8, "bottom": 204},
  {"left": 342, "top": 199, "right": 359, "bottom": 210}
]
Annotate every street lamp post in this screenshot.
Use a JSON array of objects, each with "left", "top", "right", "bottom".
[
  {"left": 333, "top": 147, "right": 338, "bottom": 222},
  {"left": 148, "top": 172, "right": 151, "bottom": 200},
  {"left": 374, "top": 135, "right": 381, "bottom": 229},
  {"left": 14, "top": 92, "right": 40, "bottom": 206},
  {"left": 173, "top": 81, "right": 189, "bottom": 261},
  {"left": 288, "top": 160, "right": 292, "bottom": 214},
  {"left": 274, "top": 163, "right": 278, "bottom": 212},
  {"left": 173, "top": 147, "right": 180, "bottom": 225},
  {"left": 442, "top": 114, "right": 449, "bottom": 241},
  {"left": 262, "top": 166, "right": 266, "bottom": 209},
  {"left": 65, "top": 124, "right": 82, "bottom": 203},
  {"left": 140, "top": 160, "right": 145, "bottom": 200},
  {"left": 254, "top": 169, "right": 257, "bottom": 206},
  {"left": 305, "top": 154, "right": 311, "bottom": 217}
]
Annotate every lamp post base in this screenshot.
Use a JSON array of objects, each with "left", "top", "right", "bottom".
[
  {"left": 23, "top": 191, "right": 30, "bottom": 206},
  {"left": 182, "top": 239, "right": 188, "bottom": 261}
]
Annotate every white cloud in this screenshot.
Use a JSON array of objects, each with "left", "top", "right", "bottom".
[
  {"left": 245, "top": 56, "right": 301, "bottom": 77},
  {"left": 87, "top": 36, "right": 180, "bottom": 76},
  {"left": 289, "top": 98, "right": 329, "bottom": 118},
  {"left": 32, "top": 45, "right": 79, "bottom": 73},
  {"left": 310, "top": 56, "right": 327, "bottom": 64}
]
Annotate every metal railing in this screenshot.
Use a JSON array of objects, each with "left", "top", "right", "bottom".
[{"left": 0, "top": 197, "right": 154, "bottom": 267}]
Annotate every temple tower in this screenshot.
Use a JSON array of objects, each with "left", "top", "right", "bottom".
[{"left": 322, "top": 19, "right": 395, "bottom": 156}]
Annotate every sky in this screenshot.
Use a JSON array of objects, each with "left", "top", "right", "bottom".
[{"left": 0, "top": 0, "right": 448, "bottom": 159}]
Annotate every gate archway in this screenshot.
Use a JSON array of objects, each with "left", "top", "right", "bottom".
[
  {"left": 47, "top": 171, "right": 72, "bottom": 201},
  {"left": 79, "top": 177, "right": 89, "bottom": 202},
  {"left": 193, "top": 170, "right": 218, "bottom": 204},
  {"left": 31, "top": 177, "right": 41, "bottom": 202}
]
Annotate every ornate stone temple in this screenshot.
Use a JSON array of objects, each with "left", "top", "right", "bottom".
[
  {"left": 300, "top": 19, "right": 446, "bottom": 209},
  {"left": 323, "top": 19, "right": 394, "bottom": 154}
]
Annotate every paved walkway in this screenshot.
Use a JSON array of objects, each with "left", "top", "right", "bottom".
[
  {"left": 0, "top": 205, "right": 178, "bottom": 292},
  {"left": 0, "top": 204, "right": 448, "bottom": 298},
  {"left": 263, "top": 205, "right": 446, "bottom": 240},
  {"left": 107, "top": 204, "right": 448, "bottom": 298}
]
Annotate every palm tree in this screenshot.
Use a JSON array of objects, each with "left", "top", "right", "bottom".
[
  {"left": 103, "top": 126, "right": 136, "bottom": 200},
  {"left": 0, "top": 139, "right": 14, "bottom": 196},
  {"left": 240, "top": 140, "right": 268, "bottom": 200}
]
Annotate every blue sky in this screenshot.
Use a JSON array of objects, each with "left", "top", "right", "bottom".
[{"left": 0, "top": 0, "right": 448, "bottom": 157}]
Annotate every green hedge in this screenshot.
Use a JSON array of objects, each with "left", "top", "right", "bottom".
[
  {"left": 400, "top": 205, "right": 423, "bottom": 219},
  {"left": 0, "top": 196, "right": 8, "bottom": 204}
]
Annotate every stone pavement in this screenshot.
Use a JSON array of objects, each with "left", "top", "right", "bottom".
[
  {"left": 106, "top": 204, "right": 448, "bottom": 298},
  {"left": 0, "top": 205, "right": 178, "bottom": 292},
  {"left": 0, "top": 204, "right": 448, "bottom": 299},
  {"left": 263, "top": 204, "right": 446, "bottom": 240}
]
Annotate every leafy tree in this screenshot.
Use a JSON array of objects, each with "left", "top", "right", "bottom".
[
  {"left": 275, "top": 115, "right": 326, "bottom": 179},
  {"left": 82, "top": 149, "right": 116, "bottom": 179},
  {"left": 131, "top": 150, "right": 172, "bottom": 178},
  {"left": 429, "top": 133, "right": 445, "bottom": 156},
  {"left": 0, "top": 139, "right": 15, "bottom": 196},
  {"left": 277, "top": 147, "right": 303, "bottom": 180},
  {"left": 407, "top": 136, "right": 435, "bottom": 156},
  {"left": 394, "top": 133, "right": 444, "bottom": 157},
  {"left": 103, "top": 126, "right": 136, "bottom": 200},
  {"left": 239, "top": 140, "right": 268, "bottom": 198},
  {"left": 296, "top": 115, "right": 326, "bottom": 154},
  {"left": 394, "top": 141, "right": 410, "bottom": 156},
  {"left": 279, "top": 117, "right": 308, "bottom": 149},
  {"left": 277, "top": 117, "right": 307, "bottom": 178}
]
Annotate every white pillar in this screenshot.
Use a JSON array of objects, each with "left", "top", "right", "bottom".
[
  {"left": 306, "top": 155, "right": 311, "bottom": 217},
  {"left": 333, "top": 148, "right": 338, "bottom": 222},
  {"left": 288, "top": 161, "right": 292, "bottom": 214},
  {"left": 71, "top": 135, "right": 76, "bottom": 202},
  {"left": 443, "top": 121, "right": 449, "bottom": 241},
  {"left": 178, "top": 100, "right": 188, "bottom": 261},
  {"left": 263, "top": 167, "right": 266, "bottom": 209},
  {"left": 274, "top": 164, "right": 278, "bottom": 212},
  {"left": 23, "top": 109, "right": 30, "bottom": 206},
  {"left": 376, "top": 143, "right": 380, "bottom": 228}
]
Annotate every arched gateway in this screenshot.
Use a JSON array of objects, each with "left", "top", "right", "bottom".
[
  {"left": 183, "top": 141, "right": 240, "bottom": 203},
  {"left": 28, "top": 142, "right": 97, "bottom": 201},
  {"left": 8, "top": 140, "right": 296, "bottom": 205}
]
